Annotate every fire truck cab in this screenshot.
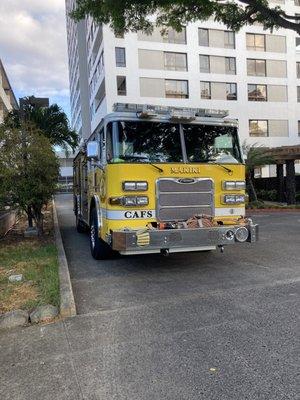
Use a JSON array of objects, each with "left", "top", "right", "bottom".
[{"left": 73, "top": 103, "right": 258, "bottom": 260}]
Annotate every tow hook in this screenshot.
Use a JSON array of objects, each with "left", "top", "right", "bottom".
[
  {"left": 218, "top": 245, "right": 225, "bottom": 253},
  {"left": 161, "top": 249, "right": 170, "bottom": 257}
]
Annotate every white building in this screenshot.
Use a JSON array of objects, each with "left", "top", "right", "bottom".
[
  {"left": 0, "top": 59, "right": 18, "bottom": 123},
  {"left": 57, "top": 150, "right": 75, "bottom": 192},
  {"left": 66, "top": 1, "right": 300, "bottom": 175}
]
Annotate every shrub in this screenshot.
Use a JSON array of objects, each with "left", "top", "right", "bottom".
[
  {"left": 256, "top": 189, "right": 277, "bottom": 202},
  {"left": 247, "top": 200, "right": 266, "bottom": 209},
  {"left": 0, "top": 123, "right": 59, "bottom": 233}
]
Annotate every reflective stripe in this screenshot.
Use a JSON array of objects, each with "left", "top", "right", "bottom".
[
  {"left": 215, "top": 207, "right": 245, "bottom": 216},
  {"left": 103, "top": 207, "right": 245, "bottom": 219},
  {"left": 103, "top": 209, "right": 156, "bottom": 220}
]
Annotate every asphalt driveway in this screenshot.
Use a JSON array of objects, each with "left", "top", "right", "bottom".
[{"left": 0, "top": 193, "right": 299, "bottom": 400}]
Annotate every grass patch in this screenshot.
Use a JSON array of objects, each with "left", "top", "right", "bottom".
[{"left": 0, "top": 208, "right": 59, "bottom": 314}]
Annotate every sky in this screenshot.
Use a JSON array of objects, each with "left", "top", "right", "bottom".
[{"left": 0, "top": 0, "right": 71, "bottom": 119}]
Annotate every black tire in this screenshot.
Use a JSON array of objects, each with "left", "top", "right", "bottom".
[
  {"left": 76, "top": 214, "right": 86, "bottom": 233},
  {"left": 74, "top": 197, "right": 86, "bottom": 233},
  {"left": 90, "top": 208, "right": 115, "bottom": 260}
]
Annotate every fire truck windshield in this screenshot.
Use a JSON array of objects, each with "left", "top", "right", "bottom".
[
  {"left": 182, "top": 124, "right": 242, "bottom": 163},
  {"left": 106, "top": 121, "right": 242, "bottom": 164}
]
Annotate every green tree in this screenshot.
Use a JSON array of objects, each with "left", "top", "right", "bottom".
[
  {"left": 243, "top": 142, "right": 274, "bottom": 202},
  {"left": 5, "top": 101, "right": 78, "bottom": 151},
  {"left": 71, "top": 0, "right": 300, "bottom": 36},
  {"left": 0, "top": 123, "right": 59, "bottom": 234}
]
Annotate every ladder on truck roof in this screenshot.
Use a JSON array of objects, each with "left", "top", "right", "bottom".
[{"left": 113, "top": 103, "right": 229, "bottom": 120}]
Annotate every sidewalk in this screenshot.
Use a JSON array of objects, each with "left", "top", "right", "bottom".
[{"left": 0, "top": 321, "right": 82, "bottom": 400}]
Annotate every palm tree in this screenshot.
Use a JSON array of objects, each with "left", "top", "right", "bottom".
[
  {"left": 243, "top": 142, "right": 274, "bottom": 202},
  {"left": 5, "top": 99, "right": 78, "bottom": 151},
  {"left": 2, "top": 98, "right": 78, "bottom": 230}
]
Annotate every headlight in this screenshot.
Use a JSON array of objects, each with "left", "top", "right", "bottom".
[
  {"left": 235, "top": 227, "right": 249, "bottom": 242},
  {"left": 123, "top": 181, "right": 148, "bottom": 191},
  {"left": 136, "top": 182, "right": 148, "bottom": 191},
  {"left": 223, "top": 181, "right": 246, "bottom": 191},
  {"left": 122, "top": 182, "right": 136, "bottom": 191},
  {"left": 235, "top": 195, "right": 245, "bottom": 203},
  {"left": 236, "top": 181, "right": 246, "bottom": 190},
  {"left": 222, "top": 195, "right": 245, "bottom": 204},
  {"left": 136, "top": 196, "right": 149, "bottom": 206},
  {"left": 123, "top": 197, "right": 137, "bottom": 206},
  {"left": 109, "top": 196, "right": 149, "bottom": 207},
  {"left": 223, "top": 181, "right": 236, "bottom": 190}
]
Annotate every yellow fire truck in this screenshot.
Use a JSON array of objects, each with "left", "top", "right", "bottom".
[{"left": 73, "top": 104, "right": 258, "bottom": 260}]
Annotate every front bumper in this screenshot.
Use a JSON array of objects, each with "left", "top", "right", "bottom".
[{"left": 111, "top": 223, "right": 259, "bottom": 255}]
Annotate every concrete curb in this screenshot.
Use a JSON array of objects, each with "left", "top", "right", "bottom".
[
  {"left": 52, "top": 199, "right": 77, "bottom": 318},
  {"left": 247, "top": 208, "right": 300, "bottom": 215}
]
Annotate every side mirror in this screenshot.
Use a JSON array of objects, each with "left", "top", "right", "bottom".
[{"left": 87, "top": 141, "right": 99, "bottom": 160}]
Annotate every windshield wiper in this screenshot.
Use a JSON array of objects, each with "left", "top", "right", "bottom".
[
  {"left": 208, "top": 161, "right": 233, "bottom": 174},
  {"left": 119, "top": 155, "right": 164, "bottom": 173},
  {"left": 214, "top": 163, "right": 233, "bottom": 174},
  {"left": 149, "top": 163, "right": 163, "bottom": 173},
  {"left": 218, "top": 163, "right": 233, "bottom": 174}
]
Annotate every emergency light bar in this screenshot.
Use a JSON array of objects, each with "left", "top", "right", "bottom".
[{"left": 113, "top": 103, "right": 229, "bottom": 119}]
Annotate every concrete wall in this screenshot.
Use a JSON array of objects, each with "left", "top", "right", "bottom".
[{"left": 0, "top": 211, "right": 16, "bottom": 238}]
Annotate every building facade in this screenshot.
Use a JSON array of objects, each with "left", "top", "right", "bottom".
[
  {"left": 66, "top": 0, "right": 300, "bottom": 175},
  {"left": 57, "top": 150, "right": 75, "bottom": 192},
  {"left": 0, "top": 59, "right": 18, "bottom": 123}
]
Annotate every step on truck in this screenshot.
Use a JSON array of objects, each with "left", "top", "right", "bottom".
[{"left": 73, "top": 103, "right": 258, "bottom": 260}]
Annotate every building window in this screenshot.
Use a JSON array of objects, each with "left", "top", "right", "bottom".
[
  {"left": 94, "top": 79, "right": 106, "bottom": 111},
  {"left": 247, "top": 59, "right": 266, "bottom": 76},
  {"left": 199, "top": 28, "right": 209, "bottom": 46},
  {"left": 224, "top": 31, "right": 235, "bottom": 49},
  {"left": 297, "top": 62, "right": 300, "bottom": 78},
  {"left": 200, "top": 55, "right": 210, "bottom": 73},
  {"left": 117, "top": 76, "right": 127, "bottom": 95},
  {"left": 115, "top": 47, "right": 126, "bottom": 67},
  {"left": 249, "top": 120, "right": 268, "bottom": 137},
  {"left": 248, "top": 84, "right": 267, "bottom": 101},
  {"left": 165, "top": 80, "right": 189, "bottom": 98},
  {"left": 246, "top": 33, "right": 265, "bottom": 51},
  {"left": 200, "top": 81, "right": 211, "bottom": 99},
  {"left": 164, "top": 52, "right": 187, "bottom": 71},
  {"left": 225, "top": 57, "right": 236, "bottom": 74},
  {"left": 226, "top": 83, "right": 237, "bottom": 100},
  {"left": 298, "top": 86, "right": 300, "bottom": 102},
  {"left": 298, "top": 121, "right": 300, "bottom": 136},
  {"left": 163, "top": 28, "right": 187, "bottom": 44}
]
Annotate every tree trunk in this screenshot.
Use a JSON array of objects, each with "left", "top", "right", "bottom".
[
  {"left": 35, "top": 214, "right": 44, "bottom": 235},
  {"left": 27, "top": 206, "right": 34, "bottom": 228},
  {"left": 32, "top": 206, "right": 43, "bottom": 235},
  {"left": 246, "top": 171, "right": 258, "bottom": 202}
]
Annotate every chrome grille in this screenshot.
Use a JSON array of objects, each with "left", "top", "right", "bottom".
[{"left": 156, "top": 178, "right": 214, "bottom": 221}]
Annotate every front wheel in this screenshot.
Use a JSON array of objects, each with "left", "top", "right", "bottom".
[{"left": 90, "top": 208, "right": 115, "bottom": 260}]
